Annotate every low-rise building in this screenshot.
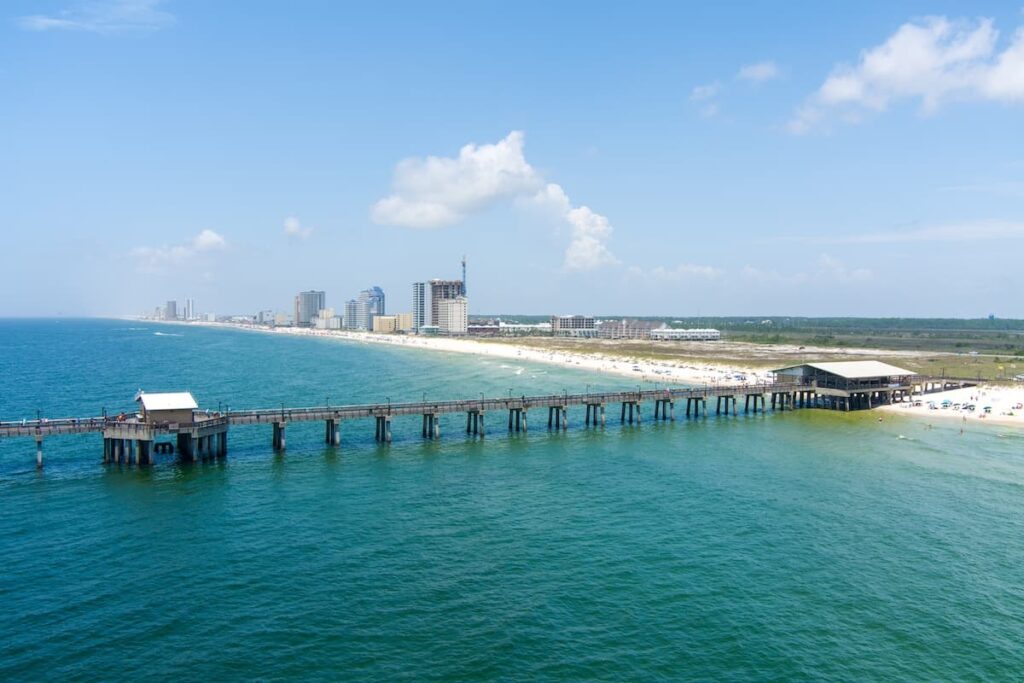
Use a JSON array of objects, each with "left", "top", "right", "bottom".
[
  {"left": 135, "top": 391, "right": 198, "bottom": 425},
  {"left": 395, "top": 312, "right": 414, "bottom": 332},
  {"left": 499, "top": 321, "right": 552, "bottom": 336},
  {"left": 372, "top": 315, "right": 399, "bottom": 334},
  {"left": 597, "top": 318, "right": 660, "bottom": 340},
  {"left": 551, "top": 315, "right": 596, "bottom": 337},
  {"left": 650, "top": 327, "right": 721, "bottom": 341}
]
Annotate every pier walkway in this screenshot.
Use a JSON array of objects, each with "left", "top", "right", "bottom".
[{"left": 1, "top": 381, "right": 822, "bottom": 468}]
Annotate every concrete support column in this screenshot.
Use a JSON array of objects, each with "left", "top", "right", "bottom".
[
  {"left": 561, "top": 407, "right": 568, "bottom": 430},
  {"left": 600, "top": 404, "right": 606, "bottom": 427},
  {"left": 35, "top": 436, "right": 43, "bottom": 469},
  {"left": 273, "top": 422, "right": 286, "bottom": 451},
  {"left": 137, "top": 440, "right": 151, "bottom": 466}
]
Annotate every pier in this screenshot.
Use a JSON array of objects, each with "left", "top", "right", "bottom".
[
  {"left": 2, "top": 382, "right": 821, "bottom": 468},
  {"left": 4, "top": 366, "right": 974, "bottom": 469}
]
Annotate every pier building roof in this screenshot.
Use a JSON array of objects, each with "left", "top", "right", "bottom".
[
  {"left": 774, "top": 361, "right": 915, "bottom": 379},
  {"left": 134, "top": 392, "right": 198, "bottom": 411}
]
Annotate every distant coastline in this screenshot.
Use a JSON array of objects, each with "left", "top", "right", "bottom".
[{"left": 149, "top": 318, "right": 771, "bottom": 387}]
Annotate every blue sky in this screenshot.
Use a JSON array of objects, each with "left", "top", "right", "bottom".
[{"left": 2, "top": 0, "right": 1024, "bottom": 318}]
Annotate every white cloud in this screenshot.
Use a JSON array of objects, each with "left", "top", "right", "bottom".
[
  {"left": 283, "top": 216, "right": 313, "bottom": 239},
  {"left": 192, "top": 229, "right": 226, "bottom": 250},
  {"left": 18, "top": 0, "right": 175, "bottom": 34},
  {"left": 564, "top": 206, "right": 618, "bottom": 270},
  {"left": 742, "top": 255, "right": 871, "bottom": 286},
  {"left": 790, "top": 16, "right": 1024, "bottom": 133},
  {"left": 371, "top": 131, "right": 542, "bottom": 229},
  {"left": 690, "top": 82, "right": 723, "bottom": 118},
  {"left": 372, "top": 131, "right": 617, "bottom": 271},
  {"left": 738, "top": 61, "right": 780, "bottom": 82},
  {"left": 627, "top": 263, "right": 723, "bottom": 283},
  {"left": 690, "top": 82, "right": 721, "bottom": 101},
  {"left": 131, "top": 230, "right": 227, "bottom": 273},
  {"left": 816, "top": 254, "right": 872, "bottom": 283}
]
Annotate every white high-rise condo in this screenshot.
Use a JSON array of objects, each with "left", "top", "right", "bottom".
[{"left": 412, "top": 282, "right": 426, "bottom": 331}]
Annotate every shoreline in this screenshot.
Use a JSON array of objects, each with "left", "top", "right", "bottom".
[
  {"left": 177, "top": 320, "right": 773, "bottom": 386},
  {"left": 878, "top": 385, "right": 1024, "bottom": 429},
  {"left": 152, "top": 319, "right": 1024, "bottom": 430}
]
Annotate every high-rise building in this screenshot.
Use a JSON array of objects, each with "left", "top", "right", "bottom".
[
  {"left": 429, "top": 279, "right": 463, "bottom": 328},
  {"left": 184, "top": 298, "right": 195, "bottom": 321},
  {"left": 165, "top": 300, "right": 178, "bottom": 321},
  {"left": 436, "top": 296, "right": 468, "bottom": 335},
  {"left": 412, "top": 282, "right": 426, "bottom": 331},
  {"left": 295, "top": 290, "right": 326, "bottom": 326},
  {"left": 344, "top": 299, "right": 362, "bottom": 330},
  {"left": 359, "top": 286, "right": 385, "bottom": 329}
]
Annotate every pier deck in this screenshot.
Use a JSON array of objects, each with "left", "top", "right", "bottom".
[{"left": 0, "top": 380, "right": 865, "bottom": 467}]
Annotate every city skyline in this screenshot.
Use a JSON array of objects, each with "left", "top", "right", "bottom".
[{"left": 3, "top": 1, "right": 1024, "bottom": 318}]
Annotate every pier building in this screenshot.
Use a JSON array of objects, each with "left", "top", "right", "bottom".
[{"left": 773, "top": 361, "right": 916, "bottom": 410}]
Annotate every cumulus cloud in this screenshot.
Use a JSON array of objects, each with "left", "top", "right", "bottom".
[
  {"left": 371, "top": 131, "right": 542, "bottom": 229},
  {"left": 790, "top": 16, "right": 1024, "bottom": 133},
  {"left": 283, "top": 216, "right": 313, "bottom": 239},
  {"left": 564, "top": 206, "right": 618, "bottom": 270},
  {"left": 372, "top": 131, "right": 617, "bottom": 271},
  {"left": 738, "top": 61, "right": 781, "bottom": 82},
  {"left": 18, "top": 0, "right": 175, "bottom": 34},
  {"left": 131, "top": 230, "right": 227, "bottom": 273}
]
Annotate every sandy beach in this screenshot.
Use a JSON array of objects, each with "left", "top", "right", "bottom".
[
  {"left": 879, "top": 385, "right": 1024, "bottom": 428},
  {"left": 197, "top": 321, "right": 773, "bottom": 386}
]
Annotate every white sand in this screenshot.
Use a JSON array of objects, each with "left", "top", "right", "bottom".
[
  {"left": 879, "top": 385, "right": 1024, "bottom": 428},
  {"left": 190, "top": 322, "right": 771, "bottom": 387}
]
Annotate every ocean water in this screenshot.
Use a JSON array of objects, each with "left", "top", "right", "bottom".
[{"left": 1, "top": 319, "right": 1023, "bottom": 681}]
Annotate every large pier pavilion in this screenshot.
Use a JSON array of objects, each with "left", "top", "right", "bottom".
[{"left": 772, "top": 361, "right": 916, "bottom": 411}]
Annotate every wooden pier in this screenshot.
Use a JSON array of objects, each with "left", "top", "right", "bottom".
[{"left": 0, "top": 382, "right": 824, "bottom": 468}]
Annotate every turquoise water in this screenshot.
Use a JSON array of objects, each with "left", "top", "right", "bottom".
[{"left": 2, "top": 319, "right": 1024, "bottom": 680}]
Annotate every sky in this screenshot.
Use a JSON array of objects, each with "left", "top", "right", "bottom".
[{"left": 2, "top": 0, "right": 1024, "bottom": 318}]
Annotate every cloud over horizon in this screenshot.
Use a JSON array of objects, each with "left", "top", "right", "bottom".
[
  {"left": 131, "top": 229, "right": 226, "bottom": 273},
  {"left": 371, "top": 131, "right": 618, "bottom": 271},
  {"left": 790, "top": 16, "right": 1024, "bottom": 133}
]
